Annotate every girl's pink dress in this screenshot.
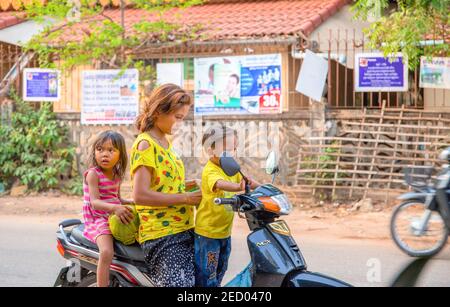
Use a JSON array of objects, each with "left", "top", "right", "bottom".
[{"left": 82, "top": 167, "right": 121, "bottom": 243}]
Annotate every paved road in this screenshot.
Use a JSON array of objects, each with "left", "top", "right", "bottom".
[{"left": 0, "top": 215, "right": 449, "bottom": 287}]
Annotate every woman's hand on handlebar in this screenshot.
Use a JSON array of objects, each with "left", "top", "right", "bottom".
[{"left": 184, "top": 190, "right": 202, "bottom": 206}]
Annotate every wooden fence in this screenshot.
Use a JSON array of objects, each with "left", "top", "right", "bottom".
[{"left": 294, "top": 104, "right": 450, "bottom": 201}]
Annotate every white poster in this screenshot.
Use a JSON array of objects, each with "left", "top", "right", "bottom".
[
  {"left": 295, "top": 49, "right": 328, "bottom": 102},
  {"left": 194, "top": 54, "right": 282, "bottom": 115},
  {"left": 23, "top": 68, "right": 60, "bottom": 102},
  {"left": 420, "top": 57, "right": 450, "bottom": 89},
  {"left": 157, "top": 63, "right": 184, "bottom": 87},
  {"left": 81, "top": 69, "right": 139, "bottom": 125}
]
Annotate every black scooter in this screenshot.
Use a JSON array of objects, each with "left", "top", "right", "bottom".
[
  {"left": 53, "top": 151, "right": 351, "bottom": 287},
  {"left": 214, "top": 151, "right": 351, "bottom": 287}
]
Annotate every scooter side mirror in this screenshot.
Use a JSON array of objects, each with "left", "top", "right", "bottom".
[
  {"left": 219, "top": 152, "right": 241, "bottom": 177},
  {"left": 265, "top": 151, "right": 280, "bottom": 175}
]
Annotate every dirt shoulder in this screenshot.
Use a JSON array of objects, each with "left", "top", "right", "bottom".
[
  {"left": 0, "top": 194, "right": 395, "bottom": 242},
  {"left": 0, "top": 194, "right": 82, "bottom": 217}
]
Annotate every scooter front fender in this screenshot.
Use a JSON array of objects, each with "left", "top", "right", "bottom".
[{"left": 284, "top": 271, "right": 352, "bottom": 287}]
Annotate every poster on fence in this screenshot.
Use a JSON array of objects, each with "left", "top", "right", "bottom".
[
  {"left": 420, "top": 57, "right": 450, "bottom": 89},
  {"left": 194, "top": 54, "right": 282, "bottom": 115},
  {"left": 23, "top": 68, "right": 60, "bottom": 102},
  {"left": 81, "top": 69, "right": 139, "bottom": 125},
  {"left": 355, "top": 53, "right": 408, "bottom": 92},
  {"left": 295, "top": 49, "right": 329, "bottom": 102}
]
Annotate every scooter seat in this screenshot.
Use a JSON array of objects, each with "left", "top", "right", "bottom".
[
  {"left": 70, "top": 224, "right": 145, "bottom": 262},
  {"left": 114, "top": 241, "right": 145, "bottom": 262},
  {"left": 71, "top": 224, "right": 98, "bottom": 250}
]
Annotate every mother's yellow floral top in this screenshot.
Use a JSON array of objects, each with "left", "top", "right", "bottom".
[{"left": 130, "top": 132, "right": 194, "bottom": 243}]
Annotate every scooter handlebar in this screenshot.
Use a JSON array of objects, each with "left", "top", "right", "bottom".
[
  {"left": 214, "top": 197, "right": 255, "bottom": 213},
  {"left": 214, "top": 197, "right": 239, "bottom": 206}
]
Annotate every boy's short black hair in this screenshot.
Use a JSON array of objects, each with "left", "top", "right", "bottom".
[{"left": 202, "top": 126, "right": 238, "bottom": 150}]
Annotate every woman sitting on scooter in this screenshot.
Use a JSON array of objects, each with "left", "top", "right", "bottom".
[{"left": 130, "top": 83, "right": 202, "bottom": 287}]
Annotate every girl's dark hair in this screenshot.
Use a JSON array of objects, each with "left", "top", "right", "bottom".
[
  {"left": 88, "top": 130, "right": 128, "bottom": 181},
  {"left": 136, "top": 83, "right": 192, "bottom": 133}
]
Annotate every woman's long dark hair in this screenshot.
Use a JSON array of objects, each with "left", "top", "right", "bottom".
[
  {"left": 136, "top": 83, "right": 192, "bottom": 133},
  {"left": 88, "top": 130, "right": 128, "bottom": 181}
]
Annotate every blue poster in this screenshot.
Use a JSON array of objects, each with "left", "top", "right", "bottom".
[
  {"left": 355, "top": 53, "right": 408, "bottom": 92},
  {"left": 23, "top": 69, "right": 60, "bottom": 102},
  {"left": 241, "top": 66, "right": 281, "bottom": 97}
]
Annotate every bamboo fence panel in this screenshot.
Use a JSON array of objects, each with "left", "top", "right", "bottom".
[{"left": 295, "top": 105, "right": 450, "bottom": 200}]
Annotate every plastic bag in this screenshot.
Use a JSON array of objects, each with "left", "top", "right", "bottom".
[
  {"left": 224, "top": 262, "right": 253, "bottom": 287},
  {"left": 108, "top": 205, "right": 140, "bottom": 245}
]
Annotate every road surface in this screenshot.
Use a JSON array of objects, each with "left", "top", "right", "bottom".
[{"left": 0, "top": 215, "right": 449, "bottom": 287}]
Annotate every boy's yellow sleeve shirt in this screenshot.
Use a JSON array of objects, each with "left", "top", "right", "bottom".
[{"left": 195, "top": 160, "right": 243, "bottom": 239}]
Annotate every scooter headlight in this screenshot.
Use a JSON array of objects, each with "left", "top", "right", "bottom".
[
  {"left": 271, "top": 194, "right": 293, "bottom": 215},
  {"left": 258, "top": 194, "right": 293, "bottom": 215}
]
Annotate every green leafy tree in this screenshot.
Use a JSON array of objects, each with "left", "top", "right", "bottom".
[
  {"left": 352, "top": 0, "right": 449, "bottom": 68},
  {"left": 23, "top": 0, "right": 204, "bottom": 77},
  {"left": 0, "top": 92, "right": 76, "bottom": 192},
  {"left": 1, "top": 1, "right": 205, "bottom": 194}
]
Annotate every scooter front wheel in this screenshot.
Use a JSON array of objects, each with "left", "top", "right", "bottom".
[{"left": 390, "top": 200, "right": 449, "bottom": 257}]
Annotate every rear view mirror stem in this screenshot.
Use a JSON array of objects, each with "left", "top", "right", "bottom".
[
  {"left": 240, "top": 171, "right": 251, "bottom": 194},
  {"left": 271, "top": 166, "right": 279, "bottom": 184}
]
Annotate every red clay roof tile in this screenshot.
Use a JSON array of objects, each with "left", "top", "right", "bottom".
[
  {"left": 50, "top": 0, "right": 351, "bottom": 44},
  {"left": 0, "top": 12, "right": 25, "bottom": 30}
]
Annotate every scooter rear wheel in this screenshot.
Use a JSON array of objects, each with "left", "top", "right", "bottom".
[{"left": 391, "top": 200, "right": 449, "bottom": 257}]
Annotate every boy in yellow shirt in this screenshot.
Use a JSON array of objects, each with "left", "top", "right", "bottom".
[{"left": 195, "top": 127, "right": 260, "bottom": 287}]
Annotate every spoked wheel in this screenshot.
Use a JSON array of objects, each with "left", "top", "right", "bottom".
[{"left": 391, "top": 200, "right": 449, "bottom": 257}]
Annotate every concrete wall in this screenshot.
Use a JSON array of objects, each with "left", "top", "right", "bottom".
[
  {"left": 60, "top": 113, "right": 314, "bottom": 187},
  {"left": 309, "top": 4, "right": 370, "bottom": 70}
]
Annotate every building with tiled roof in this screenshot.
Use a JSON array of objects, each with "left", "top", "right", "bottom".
[
  {"left": 1, "top": 1, "right": 448, "bottom": 200},
  {"left": 1, "top": 0, "right": 359, "bottom": 112},
  {"left": 0, "top": 0, "right": 445, "bottom": 114}
]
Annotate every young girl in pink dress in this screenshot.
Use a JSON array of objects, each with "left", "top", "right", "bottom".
[{"left": 83, "top": 130, "right": 134, "bottom": 287}]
